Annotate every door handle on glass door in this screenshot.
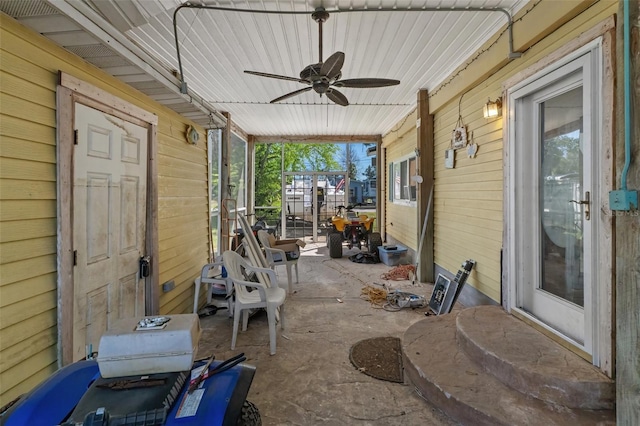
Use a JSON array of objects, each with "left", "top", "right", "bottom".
[{"left": 569, "top": 191, "right": 590, "bottom": 220}]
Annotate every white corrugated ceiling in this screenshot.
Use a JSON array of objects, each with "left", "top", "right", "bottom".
[{"left": 2, "top": 0, "right": 526, "bottom": 137}]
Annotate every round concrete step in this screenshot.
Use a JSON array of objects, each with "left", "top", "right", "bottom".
[
  {"left": 402, "top": 312, "right": 615, "bottom": 426},
  {"left": 456, "top": 306, "right": 614, "bottom": 410}
]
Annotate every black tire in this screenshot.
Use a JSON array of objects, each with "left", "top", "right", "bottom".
[
  {"left": 326, "top": 229, "right": 338, "bottom": 248},
  {"left": 368, "top": 232, "right": 382, "bottom": 254},
  {"left": 236, "top": 400, "right": 261, "bottom": 426},
  {"left": 328, "top": 233, "right": 343, "bottom": 258}
]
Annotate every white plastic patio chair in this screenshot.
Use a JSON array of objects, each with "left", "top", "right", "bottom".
[
  {"left": 222, "top": 250, "right": 286, "bottom": 355},
  {"left": 193, "top": 256, "right": 233, "bottom": 317},
  {"left": 257, "top": 230, "right": 300, "bottom": 293}
]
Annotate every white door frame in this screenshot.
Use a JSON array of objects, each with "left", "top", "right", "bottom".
[
  {"left": 511, "top": 52, "right": 595, "bottom": 351},
  {"left": 56, "top": 73, "right": 159, "bottom": 366},
  {"left": 282, "top": 172, "right": 348, "bottom": 242},
  {"left": 503, "top": 27, "right": 615, "bottom": 375}
]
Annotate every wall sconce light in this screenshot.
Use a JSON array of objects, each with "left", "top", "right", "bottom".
[
  {"left": 185, "top": 125, "right": 199, "bottom": 144},
  {"left": 483, "top": 97, "right": 502, "bottom": 119}
]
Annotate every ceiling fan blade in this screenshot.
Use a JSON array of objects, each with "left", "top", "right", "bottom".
[
  {"left": 320, "top": 51, "right": 345, "bottom": 80},
  {"left": 326, "top": 88, "right": 349, "bottom": 107},
  {"left": 244, "top": 70, "right": 307, "bottom": 84},
  {"left": 270, "top": 87, "right": 313, "bottom": 103},
  {"left": 333, "top": 78, "right": 400, "bottom": 88}
]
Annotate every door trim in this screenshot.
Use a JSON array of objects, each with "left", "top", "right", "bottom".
[
  {"left": 56, "top": 73, "right": 159, "bottom": 366},
  {"left": 282, "top": 171, "right": 348, "bottom": 242},
  {"left": 502, "top": 24, "right": 615, "bottom": 376}
]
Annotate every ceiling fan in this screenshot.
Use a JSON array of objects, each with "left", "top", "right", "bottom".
[{"left": 244, "top": 7, "right": 400, "bottom": 106}]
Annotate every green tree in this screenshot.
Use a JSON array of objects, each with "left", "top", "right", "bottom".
[
  {"left": 542, "top": 134, "right": 581, "bottom": 178},
  {"left": 254, "top": 142, "right": 341, "bottom": 208},
  {"left": 254, "top": 143, "right": 283, "bottom": 208},
  {"left": 363, "top": 165, "right": 376, "bottom": 181},
  {"left": 340, "top": 146, "right": 359, "bottom": 180}
]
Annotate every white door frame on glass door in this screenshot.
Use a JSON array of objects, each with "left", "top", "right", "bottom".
[{"left": 505, "top": 38, "right": 602, "bottom": 365}]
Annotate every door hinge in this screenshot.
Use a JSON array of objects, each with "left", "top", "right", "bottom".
[
  {"left": 74, "top": 129, "right": 78, "bottom": 145},
  {"left": 73, "top": 250, "right": 77, "bottom": 266}
]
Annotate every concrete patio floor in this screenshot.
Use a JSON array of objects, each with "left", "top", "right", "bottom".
[{"left": 197, "top": 242, "right": 458, "bottom": 425}]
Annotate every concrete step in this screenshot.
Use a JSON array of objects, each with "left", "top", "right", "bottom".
[
  {"left": 402, "top": 311, "right": 615, "bottom": 426},
  {"left": 456, "top": 306, "right": 614, "bottom": 410}
]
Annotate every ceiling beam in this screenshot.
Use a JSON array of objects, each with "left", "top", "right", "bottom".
[{"left": 253, "top": 135, "right": 380, "bottom": 143}]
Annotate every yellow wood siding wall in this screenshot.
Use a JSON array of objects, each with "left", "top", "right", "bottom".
[
  {"left": 382, "top": 109, "right": 419, "bottom": 250},
  {"left": 433, "top": 0, "right": 616, "bottom": 302},
  {"left": 433, "top": 90, "right": 504, "bottom": 301},
  {"left": 382, "top": 0, "right": 617, "bottom": 302},
  {"left": 0, "top": 14, "right": 210, "bottom": 405}
]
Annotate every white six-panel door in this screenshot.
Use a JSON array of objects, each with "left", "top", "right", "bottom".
[{"left": 73, "top": 103, "right": 148, "bottom": 360}]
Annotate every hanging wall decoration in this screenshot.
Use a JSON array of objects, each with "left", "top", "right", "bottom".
[
  {"left": 452, "top": 125, "right": 467, "bottom": 149},
  {"left": 444, "top": 148, "right": 455, "bottom": 169},
  {"left": 451, "top": 95, "right": 468, "bottom": 149},
  {"left": 467, "top": 142, "right": 478, "bottom": 158}
]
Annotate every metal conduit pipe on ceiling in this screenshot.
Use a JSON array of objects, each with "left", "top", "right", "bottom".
[{"left": 172, "top": 4, "right": 521, "bottom": 96}]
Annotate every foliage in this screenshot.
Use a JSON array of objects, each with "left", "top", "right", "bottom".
[
  {"left": 229, "top": 134, "right": 247, "bottom": 206},
  {"left": 363, "top": 165, "right": 376, "bottom": 181},
  {"left": 254, "top": 143, "right": 283, "bottom": 207},
  {"left": 542, "top": 134, "right": 581, "bottom": 178},
  {"left": 340, "top": 146, "right": 359, "bottom": 180},
  {"left": 347, "top": 163, "right": 358, "bottom": 180},
  {"left": 254, "top": 142, "right": 341, "bottom": 207}
]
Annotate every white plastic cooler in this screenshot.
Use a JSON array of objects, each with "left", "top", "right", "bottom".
[{"left": 97, "top": 314, "right": 201, "bottom": 378}]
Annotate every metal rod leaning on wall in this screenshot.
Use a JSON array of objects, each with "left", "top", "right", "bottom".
[{"left": 414, "top": 183, "right": 434, "bottom": 285}]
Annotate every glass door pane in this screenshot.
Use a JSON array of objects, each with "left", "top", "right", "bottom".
[{"left": 540, "top": 87, "right": 584, "bottom": 307}]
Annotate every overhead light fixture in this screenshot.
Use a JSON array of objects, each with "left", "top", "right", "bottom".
[{"left": 483, "top": 97, "right": 502, "bottom": 119}]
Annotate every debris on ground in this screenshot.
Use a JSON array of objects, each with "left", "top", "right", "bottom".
[
  {"left": 380, "top": 264, "right": 416, "bottom": 281},
  {"left": 349, "top": 252, "right": 379, "bottom": 264},
  {"left": 360, "top": 285, "right": 388, "bottom": 308},
  {"left": 383, "top": 290, "right": 427, "bottom": 312}
]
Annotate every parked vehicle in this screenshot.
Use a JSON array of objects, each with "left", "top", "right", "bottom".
[
  {"left": 1, "top": 316, "right": 261, "bottom": 426},
  {"left": 327, "top": 204, "right": 382, "bottom": 258}
]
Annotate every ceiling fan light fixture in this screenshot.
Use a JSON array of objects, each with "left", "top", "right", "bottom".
[{"left": 313, "top": 82, "right": 330, "bottom": 94}]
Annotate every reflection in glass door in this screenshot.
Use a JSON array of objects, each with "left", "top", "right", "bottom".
[{"left": 540, "top": 87, "right": 585, "bottom": 307}]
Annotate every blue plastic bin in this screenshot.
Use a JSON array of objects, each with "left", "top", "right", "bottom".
[{"left": 377, "top": 245, "right": 408, "bottom": 266}]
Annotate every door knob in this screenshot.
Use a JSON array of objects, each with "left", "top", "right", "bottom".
[{"left": 569, "top": 191, "right": 590, "bottom": 220}]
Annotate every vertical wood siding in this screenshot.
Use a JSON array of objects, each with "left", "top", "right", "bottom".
[{"left": 0, "top": 15, "right": 209, "bottom": 405}]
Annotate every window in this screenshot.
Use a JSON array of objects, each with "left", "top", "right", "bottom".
[
  {"left": 389, "top": 156, "right": 417, "bottom": 204},
  {"left": 400, "top": 161, "right": 408, "bottom": 198},
  {"left": 388, "top": 163, "right": 394, "bottom": 201},
  {"left": 409, "top": 157, "right": 417, "bottom": 200},
  {"left": 208, "top": 130, "right": 220, "bottom": 254},
  {"left": 230, "top": 133, "right": 247, "bottom": 214}
]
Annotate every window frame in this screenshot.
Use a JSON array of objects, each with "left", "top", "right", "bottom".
[{"left": 389, "top": 154, "right": 418, "bottom": 206}]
